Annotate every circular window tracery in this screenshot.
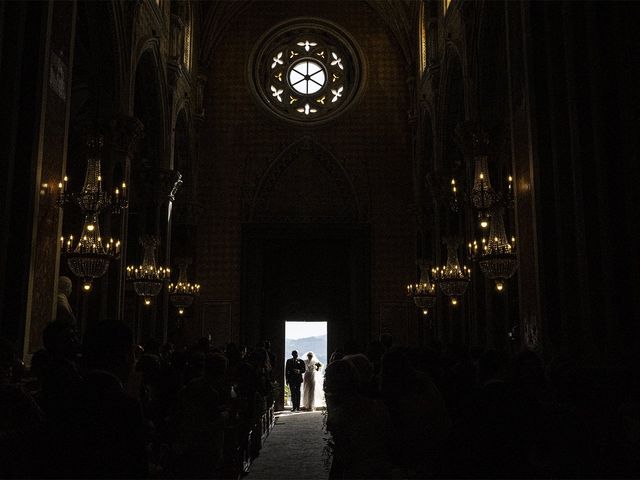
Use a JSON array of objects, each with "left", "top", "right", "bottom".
[
  {"left": 288, "top": 59, "right": 326, "bottom": 95},
  {"left": 249, "top": 18, "right": 365, "bottom": 125}
]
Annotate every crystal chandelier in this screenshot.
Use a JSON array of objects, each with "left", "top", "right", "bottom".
[
  {"left": 406, "top": 260, "right": 437, "bottom": 315},
  {"left": 470, "top": 155, "right": 496, "bottom": 229},
  {"left": 58, "top": 135, "right": 127, "bottom": 291},
  {"left": 432, "top": 238, "right": 471, "bottom": 305},
  {"left": 167, "top": 260, "right": 201, "bottom": 315},
  {"left": 126, "top": 236, "right": 170, "bottom": 305},
  {"left": 472, "top": 208, "right": 518, "bottom": 292}
]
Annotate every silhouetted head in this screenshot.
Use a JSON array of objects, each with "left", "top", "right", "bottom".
[
  {"left": 344, "top": 354, "right": 373, "bottom": 393},
  {"left": 263, "top": 340, "right": 271, "bottom": 351},
  {"left": 204, "top": 353, "right": 228, "bottom": 380},
  {"left": 43, "top": 319, "right": 79, "bottom": 361},
  {"left": 160, "top": 342, "right": 175, "bottom": 359},
  {"left": 329, "top": 349, "right": 345, "bottom": 363},
  {"left": 196, "top": 337, "right": 211, "bottom": 353},
  {"left": 292, "top": 350, "right": 298, "bottom": 359},
  {"left": 250, "top": 348, "right": 270, "bottom": 369},
  {"left": 380, "top": 333, "right": 393, "bottom": 349},
  {"left": 478, "top": 349, "right": 509, "bottom": 385},
  {"left": 324, "top": 358, "right": 359, "bottom": 399},
  {"left": 380, "top": 348, "right": 414, "bottom": 395},
  {"left": 83, "top": 320, "right": 135, "bottom": 384},
  {"left": 30, "top": 348, "right": 51, "bottom": 383},
  {"left": 307, "top": 352, "right": 313, "bottom": 360}
]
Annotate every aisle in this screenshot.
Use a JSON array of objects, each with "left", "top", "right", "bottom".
[{"left": 247, "top": 411, "right": 330, "bottom": 480}]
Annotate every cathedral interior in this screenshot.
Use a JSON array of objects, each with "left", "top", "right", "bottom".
[{"left": 1, "top": 0, "right": 639, "bottom": 478}]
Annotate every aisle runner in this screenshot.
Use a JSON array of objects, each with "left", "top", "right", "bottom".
[{"left": 248, "top": 411, "right": 329, "bottom": 480}]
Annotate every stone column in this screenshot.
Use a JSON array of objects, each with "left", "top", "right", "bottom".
[
  {"left": 108, "top": 115, "right": 144, "bottom": 323},
  {"left": 153, "top": 168, "right": 183, "bottom": 343},
  {"left": 23, "top": 1, "right": 77, "bottom": 359}
]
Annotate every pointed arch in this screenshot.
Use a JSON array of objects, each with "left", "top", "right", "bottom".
[{"left": 250, "top": 137, "right": 360, "bottom": 223}]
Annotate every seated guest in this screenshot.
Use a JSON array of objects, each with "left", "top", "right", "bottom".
[
  {"left": 343, "top": 353, "right": 377, "bottom": 397},
  {"left": 36, "top": 320, "right": 83, "bottom": 440},
  {"left": 380, "top": 348, "right": 450, "bottom": 478},
  {"left": 448, "top": 349, "right": 530, "bottom": 478},
  {"left": 325, "top": 358, "right": 394, "bottom": 479},
  {"left": 0, "top": 337, "right": 45, "bottom": 478},
  {"left": 50, "top": 320, "right": 148, "bottom": 478},
  {"left": 171, "top": 353, "right": 227, "bottom": 478}
]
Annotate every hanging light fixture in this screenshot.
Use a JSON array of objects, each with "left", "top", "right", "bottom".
[
  {"left": 476, "top": 207, "right": 517, "bottom": 292},
  {"left": 58, "top": 134, "right": 126, "bottom": 291},
  {"left": 167, "top": 260, "right": 201, "bottom": 315},
  {"left": 126, "top": 236, "right": 170, "bottom": 305},
  {"left": 406, "top": 260, "right": 437, "bottom": 316},
  {"left": 432, "top": 237, "right": 471, "bottom": 305},
  {"left": 470, "top": 155, "right": 496, "bottom": 230}
]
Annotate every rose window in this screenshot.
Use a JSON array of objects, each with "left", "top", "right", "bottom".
[{"left": 249, "top": 18, "right": 364, "bottom": 124}]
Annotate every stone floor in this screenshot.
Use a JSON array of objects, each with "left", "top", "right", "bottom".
[{"left": 247, "top": 410, "right": 330, "bottom": 480}]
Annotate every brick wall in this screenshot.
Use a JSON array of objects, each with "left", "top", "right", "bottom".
[{"left": 193, "top": 1, "right": 416, "bottom": 345}]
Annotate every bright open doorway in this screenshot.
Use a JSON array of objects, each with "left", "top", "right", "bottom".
[{"left": 284, "top": 321, "right": 327, "bottom": 410}]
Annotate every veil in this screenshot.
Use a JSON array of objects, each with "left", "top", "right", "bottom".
[{"left": 304, "top": 351, "right": 322, "bottom": 368}]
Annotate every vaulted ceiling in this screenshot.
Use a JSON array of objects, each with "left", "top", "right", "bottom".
[{"left": 198, "top": 0, "right": 420, "bottom": 70}]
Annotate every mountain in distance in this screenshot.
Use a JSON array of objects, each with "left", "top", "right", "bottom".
[{"left": 285, "top": 334, "right": 327, "bottom": 366}]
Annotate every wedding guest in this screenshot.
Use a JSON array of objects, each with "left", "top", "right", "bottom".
[
  {"left": 66, "top": 320, "right": 148, "bottom": 478},
  {"left": 325, "top": 358, "right": 394, "bottom": 479}
]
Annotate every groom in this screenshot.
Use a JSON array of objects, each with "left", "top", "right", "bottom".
[{"left": 285, "top": 350, "right": 305, "bottom": 411}]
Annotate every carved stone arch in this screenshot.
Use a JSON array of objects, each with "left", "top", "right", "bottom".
[
  {"left": 250, "top": 137, "right": 359, "bottom": 223},
  {"left": 131, "top": 44, "right": 170, "bottom": 169}
]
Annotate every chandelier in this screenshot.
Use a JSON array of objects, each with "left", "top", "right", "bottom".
[
  {"left": 470, "top": 208, "right": 517, "bottom": 292},
  {"left": 406, "top": 260, "right": 437, "bottom": 315},
  {"left": 470, "top": 155, "right": 496, "bottom": 229},
  {"left": 167, "top": 260, "right": 201, "bottom": 315},
  {"left": 58, "top": 135, "right": 127, "bottom": 291},
  {"left": 126, "top": 236, "right": 170, "bottom": 305},
  {"left": 432, "top": 238, "right": 471, "bottom": 305}
]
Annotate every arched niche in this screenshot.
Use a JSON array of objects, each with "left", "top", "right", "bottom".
[{"left": 133, "top": 50, "right": 165, "bottom": 169}]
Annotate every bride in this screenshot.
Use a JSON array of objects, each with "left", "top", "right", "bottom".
[{"left": 302, "top": 351, "right": 322, "bottom": 410}]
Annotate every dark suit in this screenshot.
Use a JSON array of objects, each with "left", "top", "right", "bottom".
[{"left": 285, "top": 357, "right": 305, "bottom": 410}]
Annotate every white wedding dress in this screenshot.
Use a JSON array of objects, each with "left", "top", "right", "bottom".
[{"left": 302, "top": 356, "right": 319, "bottom": 410}]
